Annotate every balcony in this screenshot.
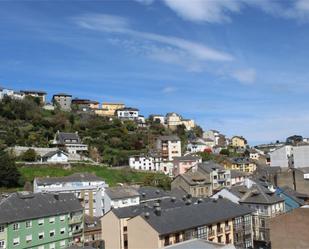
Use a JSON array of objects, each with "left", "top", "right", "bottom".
[
  {"left": 208, "top": 230, "right": 216, "bottom": 238},
  {"left": 217, "top": 228, "right": 224, "bottom": 235},
  {"left": 225, "top": 226, "right": 231, "bottom": 233},
  {"left": 69, "top": 215, "right": 83, "bottom": 225}
]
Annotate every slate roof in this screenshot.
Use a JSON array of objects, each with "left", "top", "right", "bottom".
[
  {"left": 279, "top": 186, "right": 309, "bottom": 205},
  {"left": 20, "top": 90, "right": 46, "bottom": 94},
  {"left": 198, "top": 161, "right": 226, "bottom": 173},
  {"left": 56, "top": 132, "right": 81, "bottom": 144},
  {"left": 179, "top": 170, "right": 211, "bottom": 186},
  {"left": 42, "top": 150, "right": 68, "bottom": 158},
  {"left": 0, "top": 192, "right": 82, "bottom": 224},
  {"left": 137, "top": 186, "right": 170, "bottom": 202},
  {"left": 141, "top": 198, "right": 252, "bottom": 235},
  {"left": 173, "top": 155, "right": 201, "bottom": 161},
  {"left": 105, "top": 186, "right": 140, "bottom": 200},
  {"left": 35, "top": 173, "right": 105, "bottom": 185},
  {"left": 53, "top": 93, "right": 72, "bottom": 97},
  {"left": 117, "top": 107, "right": 139, "bottom": 112},
  {"left": 164, "top": 239, "right": 236, "bottom": 249},
  {"left": 231, "top": 170, "right": 248, "bottom": 178},
  {"left": 229, "top": 157, "right": 254, "bottom": 164}
]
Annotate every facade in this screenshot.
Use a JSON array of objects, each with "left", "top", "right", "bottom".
[
  {"left": 20, "top": 90, "right": 46, "bottom": 104},
  {"left": 275, "top": 186, "right": 308, "bottom": 212},
  {"left": 116, "top": 108, "right": 139, "bottom": 120},
  {"left": 52, "top": 93, "right": 72, "bottom": 111},
  {"left": 230, "top": 170, "right": 248, "bottom": 186},
  {"left": 0, "top": 88, "right": 25, "bottom": 100},
  {"left": 165, "top": 113, "right": 195, "bottom": 131},
  {"left": 83, "top": 216, "right": 102, "bottom": 248},
  {"left": 53, "top": 131, "right": 88, "bottom": 154},
  {"left": 33, "top": 173, "right": 108, "bottom": 217},
  {"left": 150, "top": 115, "right": 166, "bottom": 125},
  {"left": 101, "top": 102, "right": 125, "bottom": 116},
  {"left": 224, "top": 158, "right": 257, "bottom": 173},
  {"left": 156, "top": 135, "right": 182, "bottom": 161},
  {"left": 186, "top": 138, "right": 213, "bottom": 153},
  {"left": 172, "top": 155, "right": 202, "bottom": 176},
  {"left": 203, "top": 130, "right": 227, "bottom": 147},
  {"left": 129, "top": 153, "right": 162, "bottom": 172},
  {"left": 269, "top": 207, "right": 309, "bottom": 249},
  {"left": 0, "top": 192, "right": 83, "bottom": 249},
  {"left": 269, "top": 145, "right": 293, "bottom": 168},
  {"left": 71, "top": 99, "right": 99, "bottom": 112},
  {"left": 292, "top": 144, "right": 309, "bottom": 168},
  {"left": 231, "top": 136, "right": 247, "bottom": 149},
  {"left": 127, "top": 198, "right": 253, "bottom": 249}
]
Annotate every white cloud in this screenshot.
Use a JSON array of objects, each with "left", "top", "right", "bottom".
[
  {"left": 134, "top": 0, "right": 155, "bottom": 5},
  {"left": 162, "top": 86, "right": 177, "bottom": 93},
  {"left": 231, "top": 68, "right": 256, "bottom": 84}
]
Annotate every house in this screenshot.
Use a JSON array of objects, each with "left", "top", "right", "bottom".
[
  {"left": 20, "top": 90, "right": 46, "bottom": 103},
  {"left": 269, "top": 207, "right": 309, "bottom": 249},
  {"left": 129, "top": 153, "right": 162, "bottom": 172},
  {"left": 156, "top": 135, "right": 182, "bottom": 161},
  {"left": 71, "top": 98, "right": 99, "bottom": 112},
  {"left": 224, "top": 157, "right": 257, "bottom": 173},
  {"left": 0, "top": 88, "right": 25, "bottom": 101},
  {"left": 172, "top": 155, "right": 202, "bottom": 176},
  {"left": 212, "top": 180, "right": 285, "bottom": 248},
  {"left": 203, "top": 130, "right": 228, "bottom": 147},
  {"left": 116, "top": 107, "right": 139, "bottom": 120},
  {"left": 127, "top": 198, "right": 254, "bottom": 249},
  {"left": 53, "top": 131, "right": 88, "bottom": 154},
  {"left": 231, "top": 136, "right": 247, "bottom": 149},
  {"left": 186, "top": 138, "right": 212, "bottom": 153},
  {"left": 52, "top": 93, "right": 72, "bottom": 111},
  {"left": 41, "top": 150, "right": 69, "bottom": 163},
  {"left": 33, "top": 173, "right": 108, "bottom": 217},
  {"left": 101, "top": 102, "right": 125, "bottom": 116},
  {"left": 275, "top": 186, "right": 308, "bottom": 212},
  {"left": 181, "top": 119, "right": 195, "bottom": 131},
  {"left": 150, "top": 115, "right": 166, "bottom": 125},
  {"left": 230, "top": 170, "right": 249, "bottom": 186},
  {"left": 171, "top": 161, "right": 231, "bottom": 197},
  {"left": 0, "top": 192, "right": 83, "bottom": 249},
  {"left": 269, "top": 145, "right": 293, "bottom": 168},
  {"left": 166, "top": 113, "right": 195, "bottom": 131},
  {"left": 104, "top": 186, "right": 140, "bottom": 213}
]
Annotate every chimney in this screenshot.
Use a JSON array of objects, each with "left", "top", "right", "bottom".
[
  {"left": 54, "top": 193, "right": 59, "bottom": 200},
  {"left": 144, "top": 212, "right": 150, "bottom": 219},
  {"left": 171, "top": 197, "right": 176, "bottom": 202},
  {"left": 185, "top": 199, "right": 192, "bottom": 205},
  {"left": 154, "top": 207, "right": 161, "bottom": 216},
  {"left": 197, "top": 198, "right": 203, "bottom": 204},
  {"left": 142, "top": 192, "right": 146, "bottom": 198}
]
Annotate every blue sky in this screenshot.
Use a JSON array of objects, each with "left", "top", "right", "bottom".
[{"left": 1, "top": 0, "right": 309, "bottom": 144}]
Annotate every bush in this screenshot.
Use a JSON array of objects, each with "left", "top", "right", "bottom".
[{"left": 21, "top": 149, "right": 37, "bottom": 162}]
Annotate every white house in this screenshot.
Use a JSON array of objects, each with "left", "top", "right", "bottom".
[
  {"left": 150, "top": 114, "right": 166, "bottom": 125},
  {"left": 53, "top": 131, "right": 88, "bottom": 154},
  {"left": 116, "top": 107, "right": 139, "bottom": 120},
  {"left": 104, "top": 186, "right": 140, "bottom": 213},
  {"left": 156, "top": 135, "right": 182, "bottom": 161},
  {"left": 42, "top": 150, "right": 69, "bottom": 163},
  {"left": 187, "top": 138, "right": 212, "bottom": 153},
  {"left": 129, "top": 154, "right": 162, "bottom": 171},
  {"left": 34, "top": 173, "right": 108, "bottom": 217}
]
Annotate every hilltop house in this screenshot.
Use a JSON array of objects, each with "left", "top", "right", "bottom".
[
  {"left": 52, "top": 93, "right": 72, "bottom": 111},
  {"left": 52, "top": 131, "right": 88, "bottom": 155},
  {"left": 20, "top": 90, "right": 46, "bottom": 104}
]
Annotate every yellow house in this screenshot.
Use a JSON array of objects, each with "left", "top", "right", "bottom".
[
  {"left": 224, "top": 158, "right": 257, "bottom": 173},
  {"left": 101, "top": 102, "right": 125, "bottom": 116},
  {"left": 231, "top": 136, "right": 247, "bottom": 148}
]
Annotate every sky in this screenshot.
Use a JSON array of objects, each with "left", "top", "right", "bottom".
[{"left": 1, "top": 0, "right": 309, "bottom": 145}]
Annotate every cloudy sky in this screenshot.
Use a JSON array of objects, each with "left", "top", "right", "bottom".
[{"left": 1, "top": 0, "right": 309, "bottom": 144}]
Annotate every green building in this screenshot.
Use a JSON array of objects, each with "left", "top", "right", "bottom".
[{"left": 0, "top": 192, "right": 83, "bottom": 249}]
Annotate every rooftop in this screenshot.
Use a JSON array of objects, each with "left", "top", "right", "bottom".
[
  {"left": 35, "top": 173, "right": 105, "bottom": 185},
  {"left": 164, "top": 239, "right": 236, "bottom": 249},
  {"left": 105, "top": 186, "right": 140, "bottom": 200},
  {"left": 0, "top": 192, "right": 82, "bottom": 224},
  {"left": 158, "top": 135, "right": 181, "bottom": 142}
]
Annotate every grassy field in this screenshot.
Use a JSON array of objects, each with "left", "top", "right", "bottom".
[{"left": 18, "top": 164, "right": 163, "bottom": 187}]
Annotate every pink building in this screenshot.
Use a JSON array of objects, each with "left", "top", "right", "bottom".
[{"left": 173, "top": 155, "right": 202, "bottom": 176}]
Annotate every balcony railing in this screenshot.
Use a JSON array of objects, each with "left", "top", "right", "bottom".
[
  {"left": 208, "top": 230, "right": 216, "bottom": 237},
  {"left": 225, "top": 226, "right": 231, "bottom": 232},
  {"left": 217, "top": 228, "right": 224, "bottom": 234}
]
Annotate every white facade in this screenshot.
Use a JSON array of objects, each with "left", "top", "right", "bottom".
[
  {"left": 129, "top": 155, "right": 162, "bottom": 171},
  {"left": 212, "top": 189, "right": 240, "bottom": 203},
  {"left": 270, "top": 145, "right": 293, "bottom": 168},
  {"left": 116, "top": 108, "right": 139, "bottom": 120},
  {"left": 151, "top": 115, "right": 166, "bottom": 125},
  {"left": 293, "top": 145, "right": 309, "bottom": 168},
  {"left": 187, "top": 138, "right": 212, "bottom": 153},
  {"left": 33, "top": 175, "right": 108, "bottom": 216},
  {"left": 104, "top": 193, "right": 140, "bottom": 213},
  {"left": 65, "top": 143, "right": 88, "bottom": 154},
  {"left": 44, "top": 151, "right": 69, "bottom": 163},
  {"left": 160, "top": 161, "right": 174, "bottom": 176}
]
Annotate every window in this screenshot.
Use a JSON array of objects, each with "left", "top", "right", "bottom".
[
  {"left": 13, "top": 238, "right": 20, "bottom": 246},
  {"left": 26, "top": 221, "right": 32, "bottom": 228},
  {"left": 26, "top": 235, "right": 32, "bottom": 243},
  {"left": 49, "top": 217, "right": 55, "bottom": 223},
  {"left": 49, "top": 243, "right": 55, "bottom": 249},
  {"left": 39, "top": 232, "right": 44, "bottom": 240},
  {"left": 60, "top": 240, "right": 66, "bottom": 248},
  {"left": 0, "top": 240, "right": 5, "bottom": 248},
  {"left": 0, "top": 225, "right": 4, "bottom": 233},
  {"left": 164, "top": 236, "right": 170, "bottom": 246},
  {"left": 50, "top": 230, "right": 55, "bottom": 237},
  {"left": 60, "top": 228, "right": 66, "bottom": 235},
  {"left": 197, "top": 226, "right": 207, "bottom": 239},
  {"left": 60, "top": 215, "right": 66, "bottom": 221},
  {"left": 13, "top": 223, "right": 19, "bottom": 231},
  {"left": 38, "top": 246, "right": 44, "bottom": 249},
  {"left": 38, "top": 219, "right": 44, "bottom": 226}
]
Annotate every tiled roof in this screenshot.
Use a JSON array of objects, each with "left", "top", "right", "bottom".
[{"left": 0, "top": 192, "right": 82, "bottom": 224}]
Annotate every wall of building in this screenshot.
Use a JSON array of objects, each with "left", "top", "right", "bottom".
[
  {"left": 101, "top": 211, "right": 122, "bottom": 249},
  {"left": 293, "top": 145, "right": 309, "bottom": 168},
  {"left": 270, "top": 208, "right": 309, "bottom": 249},
  {"left": 270, "top": 146, "right": 293, "bottom": 168}
]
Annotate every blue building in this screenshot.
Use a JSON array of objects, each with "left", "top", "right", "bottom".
[{"left": 275, "top": 186, "right": 308, "bottom": 212}]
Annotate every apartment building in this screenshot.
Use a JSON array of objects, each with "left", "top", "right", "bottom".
[
  {"left": 116, "top": 107, "right": 139, "bottom": 120},
  {"left": 33, "top": 173, "right": 108, "bottom": 217},
  {"left": 172, "top": 155, "right": 202, "bottom": 176},
  {"left": 231, "top": 136, "right": 247, "bottom": 149},
  {"left": 165, "top": 113, "right": 195, "bottom": 131},
  {"left": 100, "top": 102, "right": 125, "bottom": 116},
  {"left": 0, "top": 192, "right": 83, "bottom": 249},
  {"left": 171, "top": 161, "right": 231, "bottom": 197},
  {"left": 156, "top": 135, "right": 181, "bottom": 161},
  {"left": 212, "top": 180, "right": 285, "bottom": 248},
  {"left": 269, "top": 145, "right": 293, "bottom": 168},
  {"left": 127, "top": 198, "right": 253, "bottom": 249},
  {"left": 52, "top": 131, "right": 88, "bottom": 154},
  {"left": 224, "top": 158, "right": 257, "bottom": 174},
  {"left": 52, "top": 93, "right": 72, "bottom": 111},
  {"left": 129, "top": 153, "right": 162, "bottom": 172}
]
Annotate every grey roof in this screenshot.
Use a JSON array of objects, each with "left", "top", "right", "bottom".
[
  {"left": 198, "top": 161, "right": 226, "bottom": 173},
  {"left": 230, "top": 170, "right": 248, "bottom": 178},
  {"left": 229, "top": 157, "right": 254, "bottom": 164},
  {"left": 35, "top": 173, "right": 105, "bottom": 185},
  {"left": 178, "top": 170, "right": 211, "bottom": 186},
  {"left": 137, "top": 186, "right": 170, "bottom": 202},
  {"left": 42, "top": 150, "right": 68, "bottom": 158},
  {"left": 142, "top": 198, "right": 253, "bottom": 235},
  {"left": 239, "top": 184, "right": 284, "bottom": 205},
  {"left": 0, "top": 192, "right": 82, "bottom": 224},
  {"left": 173, "top": 155, "right": 201, "bottom": 161},
  {"left": 20, "top": 90, "right": 46, "bottom": 94},
  {"left": 280, "top": 186, "right": 308, "bottom": 205},
  {"left": 164, "top": 239, "right": 236, "bottom": 249},
  {"left": 105, "top": 186, "right": 140, "bottom": 200},
  {"left": 158, "top": 135, "right": 180, "bottom": 141},
  {"left": 117, "top": 107, "right": 139, "bottom": 111},
  {"left": 53, "top": 93, "right": 72, "bottom": 97},
  {"left": 56, "top": 132, "right": 81, "bottom": 144}
]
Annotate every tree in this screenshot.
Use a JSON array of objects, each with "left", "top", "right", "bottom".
[
  {"left": 219, "top": 148, "right": 230, "bottom": 156},
  {"left": 21, "top": 149, "right": 37, "bottom": 162},
  {"left": 0, "top": 150, "right": 24, "bottom": 187}
]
